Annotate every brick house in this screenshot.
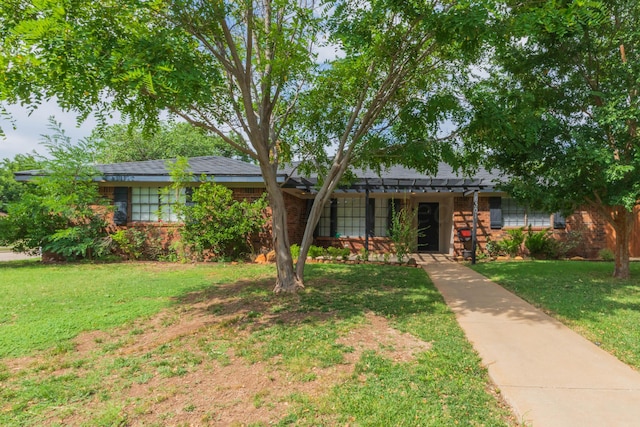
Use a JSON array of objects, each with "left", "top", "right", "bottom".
[{"left": 15, "top": 156, "right": 633, "bottom": 258}]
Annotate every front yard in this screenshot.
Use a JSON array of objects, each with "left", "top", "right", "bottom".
[
  {"left": 0, "top": 261, "right": 515, "bottom": 426},
  {"left": 471, "top": 261, "right": 640, "bottom": 370}
]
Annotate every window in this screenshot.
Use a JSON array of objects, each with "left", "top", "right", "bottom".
[
  {"left": 501, "top": 198, "right": 550, "bottom": 228},
  {"left": 317, "top": 197, "right": 389, "bottom": 238},
  {"left": 131, "top": 187, "right": 185, "bottom": 222}
]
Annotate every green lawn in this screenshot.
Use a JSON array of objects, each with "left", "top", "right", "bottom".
[
  {"left": 471, "top": 261, "right": 640, "bottom": 370},
  {"left": 0, "top": 261, "right": 515, "bottom": 426}
]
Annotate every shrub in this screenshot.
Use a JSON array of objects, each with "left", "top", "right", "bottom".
[
  {"left": 525, "top": 227, "right": 555, "bottom": 259},
  {"left": 176, "top": 181, "right": 267, "bottom": 260},
  {"left": 290, "top": 243, "right": 301, "bottom": 260},
  {"left": 389, "top": 204, "right": 419, "bottom": 262},
  {"left": 308, "top": 245, "right": 325, "bottom": 259},
  {"left": 599, "top": 248, "right": 615, "bottom": 261},
  {"left": 0, "top": 121, "right": 112, "bottom": 260}
]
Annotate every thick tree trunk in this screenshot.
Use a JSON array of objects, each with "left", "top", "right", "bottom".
[
  {"left": 612, "top": 208, "right": 633, "bottom": 279},
  {"left": 260, "top": 163, "right": 304, "bottom": 294}
]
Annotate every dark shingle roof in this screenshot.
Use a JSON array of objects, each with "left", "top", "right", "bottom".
[
  {"left": 15, "top": 157, "right": 503, "bottom": 192},
  {"left": 95, "top": 156, "right": 262, "bottom": 177},
  {"left": 282, "top": 162, "right": 503, "bottom": 193}
]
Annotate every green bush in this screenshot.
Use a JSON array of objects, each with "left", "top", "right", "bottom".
[
  {"left": 525, "top": 227, "right": 555, "bottom": 259},
  {"left": 177, "top": 182, "right": 267, "bottom": 260},
  {"left": 599, "top": 248, "right": 615, "bottom": 261},
  {"left": 0, "top": 121, "right": 112, "bottom": 260},
  {"left": 308, "top": 245, "right": 325, "bottom": 259},
  {"left": 290, "top": 243, "right": 301, "bottom": 260},
  {"left": 389, "top": 204, "right": 419, "bottom": 262}
]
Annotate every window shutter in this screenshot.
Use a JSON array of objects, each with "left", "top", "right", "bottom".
[
  {"left": 553, "top": 212, "right": 566, "bottom": 229},
  {"left": 330, "top": 199, "right": 338, "bottom": 237},
  {"left": 489, "top": 197, "right": 502, "bottom": 229},
  {"left": 367, "top": 198, "right": 376, "bottom": 236},
  {"left": 185, "top": 187, "right": 195, "bottom": 207},
  {"left": 306, "top": 199, "right": 319, "bottom": 237},
  {"left": 113, "top": 187, "right": 128, "bottom": 225}
]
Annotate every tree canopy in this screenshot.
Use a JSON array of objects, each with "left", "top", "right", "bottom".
[
  {"left": 1, "top": 0, "right": 490, "bottom": 292},
  {"left": 88, "top": 122, "right": 253, "bottom": 163},
  {"left": 464, "top": 0, "right": 640, "bottom": 278}
]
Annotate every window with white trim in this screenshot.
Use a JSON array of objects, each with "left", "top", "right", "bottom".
[
  {"left": 502, "top": 198, "right": 550, "bottom": 228},
  {"left": 131, "top": 187, "right": 185, "bottom": 222}
]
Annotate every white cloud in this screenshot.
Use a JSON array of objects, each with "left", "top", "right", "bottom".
[{"left": 0, "top": 100, "right": 106, "bottom": 159}]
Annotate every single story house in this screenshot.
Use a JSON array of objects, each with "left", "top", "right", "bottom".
[{"left": 15, "top": 156, "right": 636, "bottom": 258}]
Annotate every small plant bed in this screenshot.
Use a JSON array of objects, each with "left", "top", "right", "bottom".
[
  {"left": 0, "top": 262, "right": 516, "bottom": 426},
  {"left": 471, "top": 261, "right": 640, "bottom": 370}
]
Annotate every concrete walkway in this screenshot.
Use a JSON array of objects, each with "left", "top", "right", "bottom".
[
  {"left": 421, "top": 260, "right": 640, "bottom": 427},
  {"left": 0, "top": 251, "right": 39, "bottom": 262}
]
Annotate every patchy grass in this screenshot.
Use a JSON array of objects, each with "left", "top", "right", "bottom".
[
  {"left": 0, "top": 261, "right": 274, "bottom": 357},
  {"left": 0, "top": 262, "right": 516, "bottom": 426},
  {"left": 471, "top": 261, "right": 640, "bottom": 370}
]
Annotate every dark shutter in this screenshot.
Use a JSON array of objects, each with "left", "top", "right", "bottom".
[
  {"left": 553, "top": 212, "right": 566, "bottom": 229},
  {"left": 367, "top": 198, "right": 376, "bottom": 236},
  {"left": 113, "top": 187, "right": 128, "bottom": 225},
  {"left": 185, "top": 187, "right": 195, "bottom": 207},
  {"left": 330, "top": 199, "right": 338, "bottom": 237},
  {"left": 489, "top": 197, "right": 502, "bottom": 229}
]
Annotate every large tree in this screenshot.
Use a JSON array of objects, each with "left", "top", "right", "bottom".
[
  {"left": 1, "top": 0, "right": 487, "bottom": 291},
  {"left": 465, "top": 0, "right": 640, "bottom": 278}
]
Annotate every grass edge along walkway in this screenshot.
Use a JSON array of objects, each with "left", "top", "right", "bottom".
[{"left": 0, "top": 261, "right": 517, "bottom": 426}]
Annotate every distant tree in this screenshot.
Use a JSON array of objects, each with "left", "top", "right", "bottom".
[
  {"left": 0, "top": 153, "right": 41, "bottom": 213},
  {"left": 89, "top": 122, "right": 253, "bottom": 163},
  {"left": 0, "top": 121, "right": 111, "bottom": 259},
  {"left": 464, "top": 0, "right": 640, "bottom": 278}
]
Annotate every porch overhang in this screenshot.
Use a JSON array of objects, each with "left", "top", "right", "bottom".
[{"left": 283, "top": 177, "right": 496, "bottom": 194}]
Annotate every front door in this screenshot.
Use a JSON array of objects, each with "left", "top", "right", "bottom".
[{"left": 417, "top": 202, "right": 439, "bottom": 252}]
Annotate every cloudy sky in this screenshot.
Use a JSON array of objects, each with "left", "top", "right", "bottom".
[{"left": 0, "top": 100, "right": 104, "bottom": 160}]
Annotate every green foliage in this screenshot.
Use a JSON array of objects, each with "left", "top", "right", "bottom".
[
  {"left": 111, "top": 229, "right": 145, "bottom": 260},
  {"left": 88, "top": 122, "right": 252, "bottom": 163},
  {"left": 463, "top": 0, "right": 640, "bottom": 274},
  {"left": 307, "top": 245, "right": 325, "bottom": 259},
  {"left": 599, "top": 248, "right": 615, "bottom": 262},
  {"left": 326, "top": 246, "right": 350, "bottom": 260},
  {"left": 290, "top": 243, "right": 301, "bottom": 260},
  {"left": 178, "top": 182, "right": 267, "bottom": 260},
  {"left": 490, "top": 228, "right": 525, "bottom": 258},
  {"left": 0, "top": 121, "right": 111, "bottom": 259},
  {"left": 0, "top": 154, "right": 41, "bottom": 213},
  {"left": 388, "top": 204, "right": 419, "bottom": 262},
  {"left": 524, "top": 227, "right": 556, "bottom": 260}
]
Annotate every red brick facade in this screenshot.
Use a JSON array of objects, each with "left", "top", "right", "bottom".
[{"left": 100, "top": 184, "right": 634, "bottom": 259}]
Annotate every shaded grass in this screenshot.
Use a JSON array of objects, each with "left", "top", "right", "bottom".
[
  {"left": 471, "top": 261, "right": 640, "bottom": 369},
  {"left": 0, "top": 262, "right": 515, "bottom": 426}
]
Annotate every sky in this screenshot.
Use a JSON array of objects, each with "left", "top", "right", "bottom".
[{"left": 0, "top": 100, "right": 104, "bottom": 160}]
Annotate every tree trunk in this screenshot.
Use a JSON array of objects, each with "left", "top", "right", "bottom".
[
  {"left": 260, "top": 163, "right": 304, "bottom": 294},
  {"left": 612, "top": 208, "right": 633, "bottom": 279},
  {"left": 295, "top": 188, "right": 332, "bottom": 280}
]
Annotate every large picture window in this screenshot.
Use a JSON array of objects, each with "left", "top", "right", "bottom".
[
  {"left": 317, "top": 197, "right": 389, "bottom": 238},
  {"left": 131, "top": 187, "right": 185, "bottom": 222}
]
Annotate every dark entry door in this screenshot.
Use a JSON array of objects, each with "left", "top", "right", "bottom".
[{"left": 417, "top": 203, "right": 439, "bottom": 252}]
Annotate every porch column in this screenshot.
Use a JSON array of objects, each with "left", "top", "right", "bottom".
[
  {"left": 472, "top": 190, "right": 478, "bottom": 265},
  {"left": 364, "top": 187, "right": 370, "bottom": 252}
]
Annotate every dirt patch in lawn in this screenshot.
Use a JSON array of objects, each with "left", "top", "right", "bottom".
[{"left": 4, "top": 279, "right": 433, "bottom": 426}]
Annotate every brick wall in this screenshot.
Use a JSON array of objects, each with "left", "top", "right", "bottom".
[{"left": 452, "top": 196, "right": 615, "bottom": 258}]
